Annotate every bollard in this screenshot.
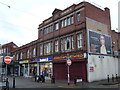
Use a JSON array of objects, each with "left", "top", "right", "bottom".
[
  {"left": 6, "top": 78, "right": 9, "bottom": 90},
  {"left": 13, "top": 77, "right": 15, "bottom": 88},
  {"left": 74, "top": 78, "right": 76, "bottom": 85},
  {"left": 112, "top": 74, "right": 114, "bottom": 82},
  {"left": 51, "top": 76, "right": 55, "bottom": 84},
  {"left": 116, "top": 74, "right": 118, "bottom": 81},
  {"left": 107, "top": 75, "right": 109, "bottom": 83}
]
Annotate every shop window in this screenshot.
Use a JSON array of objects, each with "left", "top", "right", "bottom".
[
  {"left": 40, "top": 63, "right": 53, "bottom": 78},
  {"left": 77, "top": 33, "right": 82, "bottom": 48}
]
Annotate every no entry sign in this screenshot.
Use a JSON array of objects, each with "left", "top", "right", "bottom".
[
  {"left": 67, "top": 60, "right": 72, "bottom": 66},
  {"left": 4, "top": 56, "right": 12, "bottom": 64}
]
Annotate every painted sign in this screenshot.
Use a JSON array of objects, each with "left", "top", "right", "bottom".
[
  {"left": 88, "top": 30, "right": 112, "bottom": 55},
  {"left": 36, "top": 57, "right": 52, "bottom": 62}
]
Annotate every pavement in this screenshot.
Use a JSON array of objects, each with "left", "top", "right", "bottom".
[{"left": 0, "top": 76, "right": 120, "bottom": 89}]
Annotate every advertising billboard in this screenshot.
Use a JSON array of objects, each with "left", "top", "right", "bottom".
[{"left": 88, "top": 30, "right": 112, "bottom": 55}]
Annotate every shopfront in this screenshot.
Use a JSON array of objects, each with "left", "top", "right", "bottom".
[
  {"left": 19, "top": 60, "right": 29, "bottom": 77},
  {"left": 53, "top": 52, "right": 88, "bottom": 82},
  {"left": 36, "top": 57, "right": 53, "bottom": 79}
]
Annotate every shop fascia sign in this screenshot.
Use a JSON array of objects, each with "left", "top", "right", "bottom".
[
  {"left": 19, "top": 60, "right": 29, "bottom": 64},
  {"left": 54, "top": 53, "right": 87, "bottom": 60},
  {"left": 36, "top": 57, "right": 52, "bottom": 62}
]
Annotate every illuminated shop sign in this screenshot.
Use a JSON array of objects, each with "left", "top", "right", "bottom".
[
  {"left": 53, "top": 53, "right": 87, "bottom": 60},
  {"left": 88, "top": 30, "right": 112, "bottom": 55},
  {"left": 36, "top": 57, "right": 52, "bottom": 62}
]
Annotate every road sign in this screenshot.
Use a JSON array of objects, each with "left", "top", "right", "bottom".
[
  {"left": 67, "top": 60, "right": 72, "bottom": 66},
  {"left": 4, "top": 56, "right": 12, "bottom": 64}
]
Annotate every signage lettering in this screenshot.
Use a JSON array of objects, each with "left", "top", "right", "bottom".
[{"left": 54, "top": 53, "right": 84, "bottom": 60}]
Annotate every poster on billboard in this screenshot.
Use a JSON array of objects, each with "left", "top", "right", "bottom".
[{"left": 88, "top": 30, "right": 112, "bottom": 55}]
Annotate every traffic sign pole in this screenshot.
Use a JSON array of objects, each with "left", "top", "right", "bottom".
[
  {"left": 67, "top": 58, "right": 72, "bottom": 85},
  {"left": 68, "top": 65, "right": 70, "bottom": 85}
]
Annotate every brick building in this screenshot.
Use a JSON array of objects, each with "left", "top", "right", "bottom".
[
  {"left": 0, "top": 42, "right": 18, "bottom": 75},
  {"left": 12, "top": 1, "right": 119, "bottom": 82}
]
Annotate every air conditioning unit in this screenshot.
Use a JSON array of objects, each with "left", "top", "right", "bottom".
[{"left": 113, "top": 51, "right": 119, "bottom": 56}]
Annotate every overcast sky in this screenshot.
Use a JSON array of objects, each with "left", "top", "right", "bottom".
[{"left": 0, "top": 0, "right": 119, "bottom": 47}]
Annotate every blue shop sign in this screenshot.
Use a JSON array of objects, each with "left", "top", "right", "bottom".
[{"left": 36, "top": 57, "right": 52, "bottom": 62}]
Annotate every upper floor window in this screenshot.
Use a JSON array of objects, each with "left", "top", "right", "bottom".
[
  {"left": 27, "top": 50, "right": 30, "bottom": 58},
  {"left": 55, "top": 22, "right": 59, "bottom": 30},
  {"left": 64, "top": 19, "right": 67, "bottom": 27},
  {"left": 61, "top": 15, "right": 74, "bottom": 28},
  {"left": 65, "top": 37, "right": 71, "bottom": 50},
  {"left": 71, "top": 36, "right": 74, "bottom": 49},
  {"left": 77, "top": 33, "right": 82, "bottom": 48},
  {"left": 67, "top": 17, "right": 71, "bottom": 26},
  {"left": 0, "top": 50, "right": 1, "bottom": 54},
  {"left": 16, "top": 54, "right": 19, "bottom": 60},
  {"left": 44, "top": 42, "right": 53, "bottom": 55},
  {"left": 77, "top": 13, "right": 81, "bottom": 22},
  {"left": 61, "top": 35, "right": 74, "bottom": 52},
  {"left": 71, "top": 16, "right": 74, "bottom": 24},
  {"left": 55, "top": 40, "right": 59, "bottom": 52},
  {"left": 20, "top": 52, "right": 23, "bottom": 59},
  {"left": 33, "top": 48, "right": 36, "bottom": 57},
  {"left": 61, "top": 39, "right": 65, "bottom": 52},
  {"left": 40, "top": 45, "right": 43, "bottom": 56},
  {"left": 44, "top": 25, "right": 53, "bottom": 35}
]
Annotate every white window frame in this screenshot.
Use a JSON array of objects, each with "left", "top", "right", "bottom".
[
  {"left": 71, "top": 16, "right": 74, "bottom": 24},
  {"left": 65, "top": 37, "right": 71, "bottom": 51},
  {"left": 71, "top": 36, "right": 74, "bottom": 49},
  {"left": 16, "top": 54, "right": 19, "bottom": 60},
  {"left": 20, "top": 52, "right": 23, "bottom": 59},
  {"left": 61, "top": 39, "right": 65, "bottom": 52},
  {"left": 77, "top": 33, "right": 82, "bottom": 48},
  {"left": 64, "top": 19, "right": 67, "bottom": 27},
  {"left": 40, "top": 45, "right": 43, "bottom": 56},
  {"left": 55, "top": 40, "right": 59, "bottom": 52},
  {"left": 77, "top": 13, "right": 80, "bottom": 22},
  {"left": 55, "top": 22, "right": 59, "bottom": 30},
  {"left": 67, "top": 17, "right": 71, "bottom": 25},
  {"left": 33, "top": 48, "right": 36, "bottom": 57},
  {"left": 27, "top": 50, "right": 30, "bottom": 58}
]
